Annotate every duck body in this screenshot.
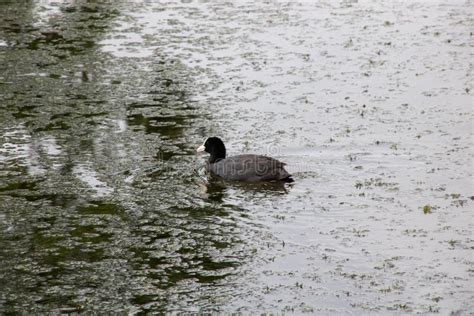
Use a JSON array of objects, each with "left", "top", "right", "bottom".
[
  {"left": 208, "top": 154, "right": 292, "bottom": 182},
  {"left": 198, "top": 137, "right": 293, "bottom": 182}
]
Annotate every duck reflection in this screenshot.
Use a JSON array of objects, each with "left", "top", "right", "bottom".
[{"left": 200, "top": 175, "right": 292, "bottom": 203}]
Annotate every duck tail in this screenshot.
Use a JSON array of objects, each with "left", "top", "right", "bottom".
[
  {"left": 278, "top": 166, "right": 293, "bottom": 182},
  {"left": 281, "top": 176, "right": 294, "bottom": 183}
]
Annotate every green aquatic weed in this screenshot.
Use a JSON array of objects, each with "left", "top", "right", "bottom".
[{"left": 423, "top": 205, "right": 432, "bottom": 214}]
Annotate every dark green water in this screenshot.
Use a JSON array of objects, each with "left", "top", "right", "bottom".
[
  {"left": 0, "top": 1, "right": 472, "bottom": 313},
  {"left": 0, "top": 1, "right": 252, "bottom": 312}
]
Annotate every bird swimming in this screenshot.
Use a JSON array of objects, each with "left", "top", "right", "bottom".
[{"left": 197, "top": 137, "right": 293, "bottom": 182}]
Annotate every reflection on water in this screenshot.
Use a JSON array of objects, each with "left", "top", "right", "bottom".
[
  {"left": 0, "top": 1, "right": 247, "bottom": 313},
  {"left": 202, "top": 178, "right": 291, "bottom": 202},
  {"left": 73, "top": 163, "right": 114, "bottom": 197},
  {"left": 1, "top": 0, "right": 472, "bottom": 314}
]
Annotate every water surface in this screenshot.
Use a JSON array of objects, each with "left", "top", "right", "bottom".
[{"left": 0, "top": 0, "right": 472, "bottom": 313}]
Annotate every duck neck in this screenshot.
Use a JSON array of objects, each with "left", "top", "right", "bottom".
[{"left": 209, "top": 149, "right": 225, "bottom": 164}]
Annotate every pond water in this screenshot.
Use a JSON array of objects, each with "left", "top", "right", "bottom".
[{"left": 0, "top": 0, "right": 472, "bottom": 313}]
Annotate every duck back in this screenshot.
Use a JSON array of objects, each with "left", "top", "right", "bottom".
[{"left": 208, "top": 154, "right": 292, "bottom": 182}]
